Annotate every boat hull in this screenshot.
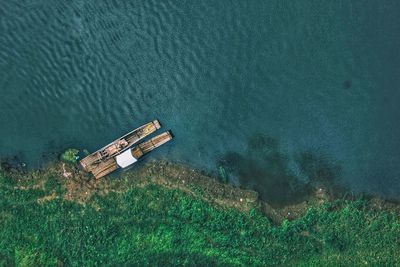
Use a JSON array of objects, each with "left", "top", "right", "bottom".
[
  {"left": 80, "top": 120, "right": 161, "bottom": 171},
  {"left": 90, "top": 131, "right": 173, "bottom": 179}
]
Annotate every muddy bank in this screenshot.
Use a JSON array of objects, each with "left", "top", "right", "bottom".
[
  {"left": 125, "top": 161, "right": 335, "bottom": 223},
  {"left": 1, "top": 158, "right": 398, "bottom": 224}
]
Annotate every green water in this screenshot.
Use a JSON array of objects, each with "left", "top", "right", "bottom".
[{"left": 1, "top": 1, "right": 399, "bottom": 203}]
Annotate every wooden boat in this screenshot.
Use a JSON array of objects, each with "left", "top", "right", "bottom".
[
  {"left": 80, "top": 120, "right": 161, "bottom": 171},
  {"left": 90, "top": 131, "right": 173, "bottom": 179}
]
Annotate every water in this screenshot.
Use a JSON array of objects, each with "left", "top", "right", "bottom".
[{"left": 1, "top": 1, "right": 399, "bottom": 203}]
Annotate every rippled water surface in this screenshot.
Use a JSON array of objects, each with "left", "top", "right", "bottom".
[{"left": 1, "top": 1, "right": 399, "bottom": 202}]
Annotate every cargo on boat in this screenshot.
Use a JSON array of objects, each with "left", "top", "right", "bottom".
[
  {"left": 90, "top": 131, "right": 173, "bottom": 179},
  {"left": 80, "top": 120, "right": 161, "bottom": 171}
]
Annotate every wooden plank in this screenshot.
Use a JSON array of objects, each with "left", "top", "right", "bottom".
[
  {"left": 138, "top": 131, "right": 173, "bottom": 154},
  {"left": 91, "top": 158, "right": 119, "bottom": 179},
  {"left": 87, "top": 130, "right": 173, "bottom": 179},
  {"left": 80, "top": 120, "right": 160, "bottom": 171}
]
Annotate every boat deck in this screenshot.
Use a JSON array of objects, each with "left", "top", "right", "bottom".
[
  {"left": 90, "top": 131, "right": 173, "bottom": 179},
  {"left": 80, "top": 120, "right": 160, "bottom": 171}
]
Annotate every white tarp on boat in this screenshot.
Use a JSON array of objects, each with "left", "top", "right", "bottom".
[{"left": 116, "top": 149, "right": 137, "bottom": 168}]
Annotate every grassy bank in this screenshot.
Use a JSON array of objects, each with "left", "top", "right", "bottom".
[{"left": 0, "top": 161, "right": 399, "bottom": 266}]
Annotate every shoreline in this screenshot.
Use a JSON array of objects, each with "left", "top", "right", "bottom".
[
  {"left": 1, "top": 157, "right": 399, "bottom": 224},
  {"left": 1, "top": 156, "right": 400, "bottom": 265}
]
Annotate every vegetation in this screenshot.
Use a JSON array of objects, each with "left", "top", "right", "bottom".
[
  {"left": 0, "top": 164, "right": 399, "bottom": 266},
  {"left": 60, "top": 149, "right": 79, "bottom": 164}
]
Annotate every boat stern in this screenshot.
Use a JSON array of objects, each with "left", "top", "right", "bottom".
[{"left": 153, "top": 119, "right": 161, "bottom": 129}]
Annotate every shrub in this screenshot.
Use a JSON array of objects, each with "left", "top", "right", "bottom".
[{"left": 60, "top": 149, "right": 79, "bottom": 164}]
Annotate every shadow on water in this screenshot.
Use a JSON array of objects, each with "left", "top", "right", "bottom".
[
  {"left": 0, "top": 154, "right": 27, "bottom": 173},
  {"left": 343, "top": 79, "right": 352, "bottom": 89},
  {"left": 218, "top": 133, "right": 344, "bottom": 207}
]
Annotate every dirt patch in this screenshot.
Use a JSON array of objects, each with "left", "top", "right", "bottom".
[
  {"left": 37, "top": 192, "right": 57, "bottom": 203},
  {"left": 1, "top": 162, "right": 110, "bottom": 204},
  {"left": 54, "top": 163, "right": 111, "bottom": 204}
]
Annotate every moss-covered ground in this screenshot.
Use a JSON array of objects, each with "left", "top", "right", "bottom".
[{"left": 0, "top": 161, "right": 399, "bottom": 266}]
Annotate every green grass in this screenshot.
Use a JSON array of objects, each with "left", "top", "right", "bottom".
[{"left": 0, "top": 172, "right": 399, "bottom": 266}]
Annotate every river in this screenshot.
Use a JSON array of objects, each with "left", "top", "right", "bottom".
[{"left": 1, "top": 0, "right": 399, "bottom": 203}]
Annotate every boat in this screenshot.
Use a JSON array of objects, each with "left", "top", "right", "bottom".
[
  {"left": 90, "top": 131, "right": 173, "bottom": 179},
  {"left": 80, "top": 120, "right": 161, "bottom": 171}
]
